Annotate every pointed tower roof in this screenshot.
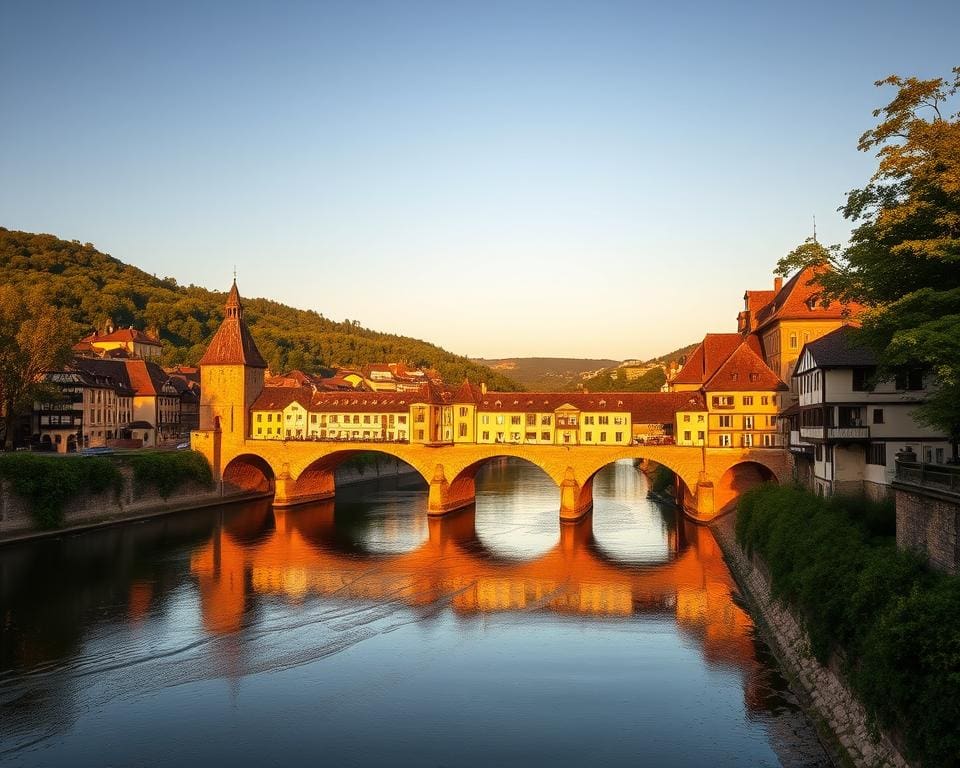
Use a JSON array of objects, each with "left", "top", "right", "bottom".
[
  {"left": 703, "top": 342, "right": 787, "bottom": 392},
  {"left": 198, "top": 280, "right": 268, "bottom": 368}
]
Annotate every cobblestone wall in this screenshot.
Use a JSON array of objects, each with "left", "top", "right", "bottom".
[
  {"left": 895, "top": 486, "right": 959, "bottom": 575},
  {"left": 712, "top": 515, "right": 911, "bottom": 768}
]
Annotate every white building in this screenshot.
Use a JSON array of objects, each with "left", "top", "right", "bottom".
[{"left": 789, "top": 326, "right": 952, "bottom": 499}]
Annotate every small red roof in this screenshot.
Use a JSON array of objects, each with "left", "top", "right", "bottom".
[
  {"left": 80, "top": 328, "right": 162, "bottom": 346},
  {"left": 703, "top": 343, "right": 787, "bottom": 392},
  {"left": 671, "top": 333, "right": 744, "bottom": 386}
]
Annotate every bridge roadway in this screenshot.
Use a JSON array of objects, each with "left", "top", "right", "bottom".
[
  {"left": 193, "top": 429, "right": 792, "bottom": 521},
  {"left": 189, "top": 499, "right": 757, "bottom": 672}
]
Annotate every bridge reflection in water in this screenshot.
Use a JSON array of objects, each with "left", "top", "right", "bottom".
[{"left": 191, "top": 460, "right": 755, "bottom": 672}]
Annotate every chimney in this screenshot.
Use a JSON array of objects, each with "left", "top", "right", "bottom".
[{"left": 774, "top": 276, "right": 783, "bottom": 293}]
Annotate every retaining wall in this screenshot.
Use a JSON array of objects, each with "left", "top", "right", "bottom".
[{"left": 712, "top": 514, "right": 910, "bottom": 768}]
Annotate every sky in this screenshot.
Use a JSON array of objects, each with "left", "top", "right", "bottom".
[{"left": 1, "top": 1, "right": 958, "bottom": 360}]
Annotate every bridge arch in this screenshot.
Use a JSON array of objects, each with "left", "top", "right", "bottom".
[
  {"left": 714, "top": 460, "right": 778, "bottom": 515},
  {"left": 222, "top": 454, "right": 276, "bottom": 495},
  {"left": 440, "top": 454, "right": 559, "bottom": 518},
  {"left": 289, "top": 449, "right": 430, "bottom": 507}
]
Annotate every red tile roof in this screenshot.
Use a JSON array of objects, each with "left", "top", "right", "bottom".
[
  {"left": 752, "top": 266, "right": 865, "bottom": 331},
  {"left": 198, "top": 282, "right": 268, "bottom": 368},
  {"left": 123, "top": 359, "right": 171, "bottom": 397},
  {"left": 452, "top": 379, "right": 484, "bottom": 404},
  {"left": 671, "top": 333, "right": 744, "bottom": 385},
  {"left": 79, "top": 327, "right": 162, "bottom": 346},
  {"left": 250, "top": 387, "right": 313, "bottom": 411},
  {"left": 311, "top": 392, "right": 414, "bottom": 413},
  {"left": 475, "top": 392, "right": 702, "bottom": 425},
  {"left": 703, "top": 343, "right": 787, "bottom": 392}
]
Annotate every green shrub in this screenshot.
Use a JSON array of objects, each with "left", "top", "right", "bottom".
[
  {"left": 125, "top": 451, "right": 213, "bottom": 499},
  {"left": 0, "top": 453, "right": 122, "bottom": 529},
  {"left": 736, "top": 484, "right": 960, "bottom": 766}
]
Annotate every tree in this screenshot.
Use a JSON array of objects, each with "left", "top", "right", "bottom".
[
  {"left": 776, "top": 67, "right": 960, "bottom": 451},
  {"left": 0, "top": 286, "right": 76, "bottom": 449}
]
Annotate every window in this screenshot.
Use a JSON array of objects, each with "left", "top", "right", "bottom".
[
  {"left": 719, "top": 415, "right": 732, "bottom": 428},
  {"left": 257, "top": 427, "right": 262, "bottom": 435},
  {"left": 416, "top": 430, "right": 424, "bottom": 440},
  {"left": 598, "top": 416, "right": 609, "bottom": 425},
  {"left": 743, "top": 416, "right": 754, "bottom": 430},
  {"left": 459, "top": 407, "right": 468, "bottom": 417},
  {"left": 873, "top": 408, "right": 884, "bottom": 424},
  {"left": 398, "top": 415, "right": 406, "bottom": 424},
  {"left": 257, "top": 413, "right": 262, "bottom": 422},
  {"left": 458, "top": 423, "right": 467, "bottom": 437},
  {"left": 482, "top": 431, "right": 490, "bottom": 441},
  {"left": 525, "top": 431, "right": 536, "bottom": 441},
  {"left": 698, "top": 431, "right": 705, "bottom": 442},
  {"left": 511, "top": 415, "right": 521, "bottom": 425},
  {"left": 267, "top": 413, "right": 273, "bottom": 422},
  {"left": 743, "top": 396, "right": 753, "bottom": 406},
  {"left": 615, "top": 432, "right": 623, "bottom": 442},
  {"left": 762, "top": 433, "right": 775, "bottom": 447},
  {"left": 683, "top": 414, "right": 691, "bottom": 422},
  {"left": 742, "top": 434, "right": 753, "bottom": 447},
  {"left": 712, "top": 395, "right": 734, "bottom": 408},
  {"left": 895, "top": 369, "right": 925, "bottom": 391},
  {"left": 496, "top": 415, "right": 504, "bottom": 425},
  {"left": 585, "top": 432, "right": 593, "bottom": 442},
  {"left": 541, "top": 415, "right": 552, "bottom": 425},
  {"left": 852, "top": 368, "right": 875, "bottom": 391},
  {"left": 684, "top": 431, "right": 692, "bottom": 441},
  {"left": 526, "top": 413, "right": 536, "bottom": 426},
  {"left": 311, "top": 414, "right": 317, "bottom": 424},
  {"left": 761, "top": 396, "right": 769, "bottom": 405},
  {"left": 542, "top": 431, "right": 550, "bottom": 441},
  {"left": 719, "top": 434, "right": 731, "bottom": 447},
  {"left": 481, "top": 415, "right": 489, "bottom": 424},
  {"left": 364, "top": 415, "right": 371, "bottom": 424},
  {"left": 584, "top": 416, "right": 594, "bottom": 425},
  {"left": 789, "top": 333, "right": 798, "bottom": 349},
  {"left": 599, "top": 432, "right": 607, "bottom": 442},
  {"left": 510, "top": 432, "right": 520, "bottom": 442},
  {"left": 867, "top": 443, "right": 887, "bottom": 465}
]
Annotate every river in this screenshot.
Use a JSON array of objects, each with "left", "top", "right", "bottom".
[{"left": 0, "top": 458, "right": 829, "bottom": 767}]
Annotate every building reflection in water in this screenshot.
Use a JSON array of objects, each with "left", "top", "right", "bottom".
[{"left": 190, "top": 492, "right": 755, "bottom": 672}]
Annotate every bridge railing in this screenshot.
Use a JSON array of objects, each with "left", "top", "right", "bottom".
[{"left": 895, "top": 460, "right": 960, "bottom": 497}]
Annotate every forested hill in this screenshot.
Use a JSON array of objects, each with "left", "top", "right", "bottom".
[{"left": 0, "top": 228, "right": 520, "bottom": 390}]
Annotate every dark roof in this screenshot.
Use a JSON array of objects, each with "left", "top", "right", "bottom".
[
  {"left": 71, "top": 357, "right": 134, "bottom": 396},
  {"left": 800, "top": 325, "right": 877, "bottom": 369}
]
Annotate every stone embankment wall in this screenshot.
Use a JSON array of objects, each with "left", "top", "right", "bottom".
[
  {"left": 895, "top": 486, "right": 959, "bottom": 575},
  {"left": 711, "top": 515, "right": 911, "bottom": 768},
  {"left": 0, "top": 467, "right": 235, "bottom": 539}
]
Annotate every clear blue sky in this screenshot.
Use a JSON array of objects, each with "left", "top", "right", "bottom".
[{"left": 2, "top": 1, "right": 957, "bottom": 360}]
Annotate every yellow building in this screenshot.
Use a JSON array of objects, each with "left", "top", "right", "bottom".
[
  {"left": 75, "top": 327, "right": 163, "bottom": 360},
  {"left": 669, "top": 334, "right": 786, "bottom": 449}
]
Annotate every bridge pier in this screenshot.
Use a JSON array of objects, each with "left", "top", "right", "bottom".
[
  {"left": 560, "top": 467, "right": 593, "bottom": 523},
  {"left": 273, "top": 463, "right": 335, "bottom": 508},
  {"left": 427, "top": 464, "right": 476, "bottom": 516}
]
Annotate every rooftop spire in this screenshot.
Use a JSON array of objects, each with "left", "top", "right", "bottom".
[{"left": 225, "top": 278, "right": 242, "bottom": 319}]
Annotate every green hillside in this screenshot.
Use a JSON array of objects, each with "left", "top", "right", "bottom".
[
  {"left": 472, "top": 357, "right": 619, "bottom": 390},
  {"left": 0, "top": 228, "right": 520, "bottom": 390}
]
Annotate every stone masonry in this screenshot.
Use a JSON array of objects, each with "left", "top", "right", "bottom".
[{"left": 712, "top": 514, "right": 910, "bottom": 768}]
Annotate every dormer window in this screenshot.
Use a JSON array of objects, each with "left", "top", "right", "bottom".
[{"left": 730, "top": 372, "right": 739, "bottom": 381}]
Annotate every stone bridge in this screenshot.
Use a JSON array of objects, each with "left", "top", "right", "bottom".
[{"left": 192, "top": 428, "right": 791, "bottom": 521}]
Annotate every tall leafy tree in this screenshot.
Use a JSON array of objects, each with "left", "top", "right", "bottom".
[
  {"left": 0, "top": 286, "right": 76, "bottom": 449},
  {"left": 777, "top": 67, "right": 960, "bottom": 452}
]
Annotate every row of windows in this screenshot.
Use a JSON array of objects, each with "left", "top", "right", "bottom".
[
  {"left": 716, "top": 415, "right": 777, "bottom": 429},
  {"left": 256, "top": 412, "right": 408, "bottom": 425},
  {"left": 716, "top": 434, "right": 777, "bottom": 447},
  {"left": 711, "top": 395, "right": 771, "bottom": 408}
]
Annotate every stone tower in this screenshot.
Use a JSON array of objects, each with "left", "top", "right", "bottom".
[{"left": 196, "top": 280, "right": 267, "bottom": 466}]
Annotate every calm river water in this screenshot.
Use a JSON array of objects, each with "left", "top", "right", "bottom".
[{"left": 0, "top": 459, "right": 829, "bottom": 767}]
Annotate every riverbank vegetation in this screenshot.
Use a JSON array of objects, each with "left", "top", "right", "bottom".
[
  {"left": 736, "top": 484, "right": 960, "bottom": 766},
  {"left": 0, "top": 453, "right": 122, "bottom": 529},
  {"left": 125, "top": 451, "right": 213, "bottom": 498}
]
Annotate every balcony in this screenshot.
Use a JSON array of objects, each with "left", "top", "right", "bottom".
[{"left": 827, "top": 426, "right": 870, "bottom": 440}]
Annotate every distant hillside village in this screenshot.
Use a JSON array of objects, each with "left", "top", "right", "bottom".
[{"left": 14, "top": 260, "right": 955, "bottom": 504}]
